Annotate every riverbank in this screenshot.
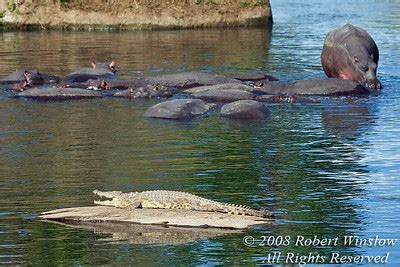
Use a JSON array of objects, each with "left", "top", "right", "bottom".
[{"left": 0, "top": 0, "right": 272, "bottom": 31}]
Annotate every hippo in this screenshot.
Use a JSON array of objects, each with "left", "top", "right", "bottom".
[
  {"left": 321, "top": 24, "right": 382, "bottom": 89},
  {"left": 144, "top": 99, "right": 212, "bottom": 120},
  {"left": 0, "top": 69, "right": 60, "bottom": 90},
  {"left": 65, "top": 79, "right": 134, "bottom": 91},
  {"left": 64, "top": 61, "right": 117, "bottom": 84},
  {"left": 220, "top": 100, "right": 271, "bottom": 120},
  {"left": 255, "top": 94, "right": 320, "bottom": 104},
  {"left": 16, "top": 86, "right": 102, "bottom": 101},
  {"left": 139, "top": 71, "right": 242, "bottom": 90},
  {"left": 113, "top": 84, "right": 177, "bottom": 99},
  {"left": 228, "top": 72, "right": 279, "bottom": 83},
  {"left": 254, "top": 78, "right": 371, "bottom": 96}
]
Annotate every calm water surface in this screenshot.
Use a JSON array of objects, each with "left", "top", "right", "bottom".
[{"left": 1, "top": 0, "right": 399, "bottom": 265}]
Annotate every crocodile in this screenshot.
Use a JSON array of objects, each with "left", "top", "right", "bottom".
[{"left": 93, "top": 190, "right": 272, "bottom": 218}]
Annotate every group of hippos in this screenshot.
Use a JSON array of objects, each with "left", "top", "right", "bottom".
[{"left": 0, "top": 24, "right": 382, "bottom": 120}]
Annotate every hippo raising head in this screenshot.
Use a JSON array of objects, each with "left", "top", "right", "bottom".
[
  {"left": 91, "top": 61, "right": 117, "bottom": 74},
  {"left": 64, "top": 61, "right": 118, "bottom": 84},
  {"left": 321, "top": 24, "right": 382, "bottom": 89}
]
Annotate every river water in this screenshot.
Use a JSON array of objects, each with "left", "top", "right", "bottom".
[{"left": 1, "top": 0, "right": 399, "bottom": 265}]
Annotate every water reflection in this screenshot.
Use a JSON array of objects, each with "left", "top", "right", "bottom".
[
  {"left": 41, "top": 220, "right": 241, "bottom": 245},
  {"left": 0, "top": 96, "right": 375, "bottom": 264},
  {"left": 1, "top": 0, "right": 400, "bottom": 264},
  {"left": 0, "top": 28, "right": 272, "bottom": 79}
]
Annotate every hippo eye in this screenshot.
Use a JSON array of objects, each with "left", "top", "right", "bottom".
[{"left": 361, "top": 65, "right": 369, "bottom": 72}]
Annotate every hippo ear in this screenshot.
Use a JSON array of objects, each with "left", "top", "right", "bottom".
[
  {"left": 353, "top": 56, "right": 359, "bottom": 63},
  {"left": 23, "top": 70, "right": 30, "bottom": 79},
  {"left": 91, "top": 61, "right": 96, "bottom": 69},
  {"left": 109, "top": 61, "right": 116, "bottom": 68}
]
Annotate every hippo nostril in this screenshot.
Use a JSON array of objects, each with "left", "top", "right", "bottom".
[{"left": 365, "top": 79, "right": 383, "bottom": 90}]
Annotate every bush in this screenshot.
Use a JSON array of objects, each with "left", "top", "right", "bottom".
[
  {"left": 7, "top": 2, "right": 16, "bottom": 12},
  {"left": 60, "top": 0, "right": 70, "bottom": 7}
]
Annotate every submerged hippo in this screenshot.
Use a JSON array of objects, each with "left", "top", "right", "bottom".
[
  {"left": 321, "top": 24, "right": 382, "bottom": 89},
  {"left": 144, "top": 99, "right": 212, "bottom": 120},
  {"left": 114, "top": 84, "right": 177, "bottom": 99},
  {"left": 16, "top": 86, "right": 102, "bottom": 101},
  {"left": 254, "top": 78, "right": 371, "bottom": 96},
  {"left": 64, "top": 61, "right": 117, "bottom": 83},
  {"left": 0, "top": 69, "right": 60, "bottom": 90},
  {"left": 140, "top": 71, "right": 242, "bottom": 90},
  {"left": 65, "top": 79, "right": 134, "bottom": 91}
]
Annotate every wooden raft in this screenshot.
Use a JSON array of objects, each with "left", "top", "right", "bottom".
[{"left": 39, "top": 206, "right": 272, "bottom": 229}]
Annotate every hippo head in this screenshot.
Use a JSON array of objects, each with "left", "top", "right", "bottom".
[
  {"left": 25, "top": 69, "right": 60, "bottom": 85},
  {"left": 342, "top": 35, "right": 382, "bottom": 90},
  {"left": 24, "top": 70, "right": 46, "bottom": 86},
  {"left": 346, "top": 53, "right": 382, "bottom": 90},
  {"left": 91, "top": 61, "right": 117, "bottom": 74}
]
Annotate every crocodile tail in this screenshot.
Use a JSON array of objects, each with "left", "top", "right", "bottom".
[
  {"left": 224, "top": 203, "right": 272, "bottom": 218},
  {"left": 257, "top": 207, "right": 272, "bottom": 218},
  {"left": 241, "top": 207, "right": 272, "bottom": 218}
]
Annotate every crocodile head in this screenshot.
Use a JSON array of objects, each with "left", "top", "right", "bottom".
[{"left": 93, "top": 190, "right": 138, "bottom": 208}]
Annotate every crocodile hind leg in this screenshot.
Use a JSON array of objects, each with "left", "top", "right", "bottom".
[{"left": 140, "top": 199, "right": 191, "bottom": 210}]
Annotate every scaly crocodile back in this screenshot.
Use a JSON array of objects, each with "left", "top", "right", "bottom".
[{"left": 136, "top": 190, "right": 271, "bottom": 218}]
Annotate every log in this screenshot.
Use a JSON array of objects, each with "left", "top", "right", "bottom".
[{"left": 40, "top": 206, "right": 272, "bottom": 230}]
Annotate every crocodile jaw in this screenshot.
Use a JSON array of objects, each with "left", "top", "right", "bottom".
[
  {"left": 93, "top": 190, "right": 123, "bottom": 198},
  {"left": 93, "top": 190, "right": 135, "bottom": 208}
]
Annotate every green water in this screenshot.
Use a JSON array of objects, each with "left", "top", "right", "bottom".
[{"left": 1, "top": 0, "right": 400, "bottom": 265}]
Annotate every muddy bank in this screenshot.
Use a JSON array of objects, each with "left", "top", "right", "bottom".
[{"left": 0, "top": 0, "right": 272, "bottom": 31}]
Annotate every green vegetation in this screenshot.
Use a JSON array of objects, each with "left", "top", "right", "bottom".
[
  {"left": 240, "top": 0, "right": 266, "bottom": 8},
  {"left": 255, "top": 0, "right": 266, "bottom": 6},
  {"left": 59, "top": 0, "right": 71, "bottom": 7},
  {"left": 7, "top": 2, "right": 16, "bottom": 12},
  {"left": 0, "top": 2, "right": 17, "bottom": 19}
]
